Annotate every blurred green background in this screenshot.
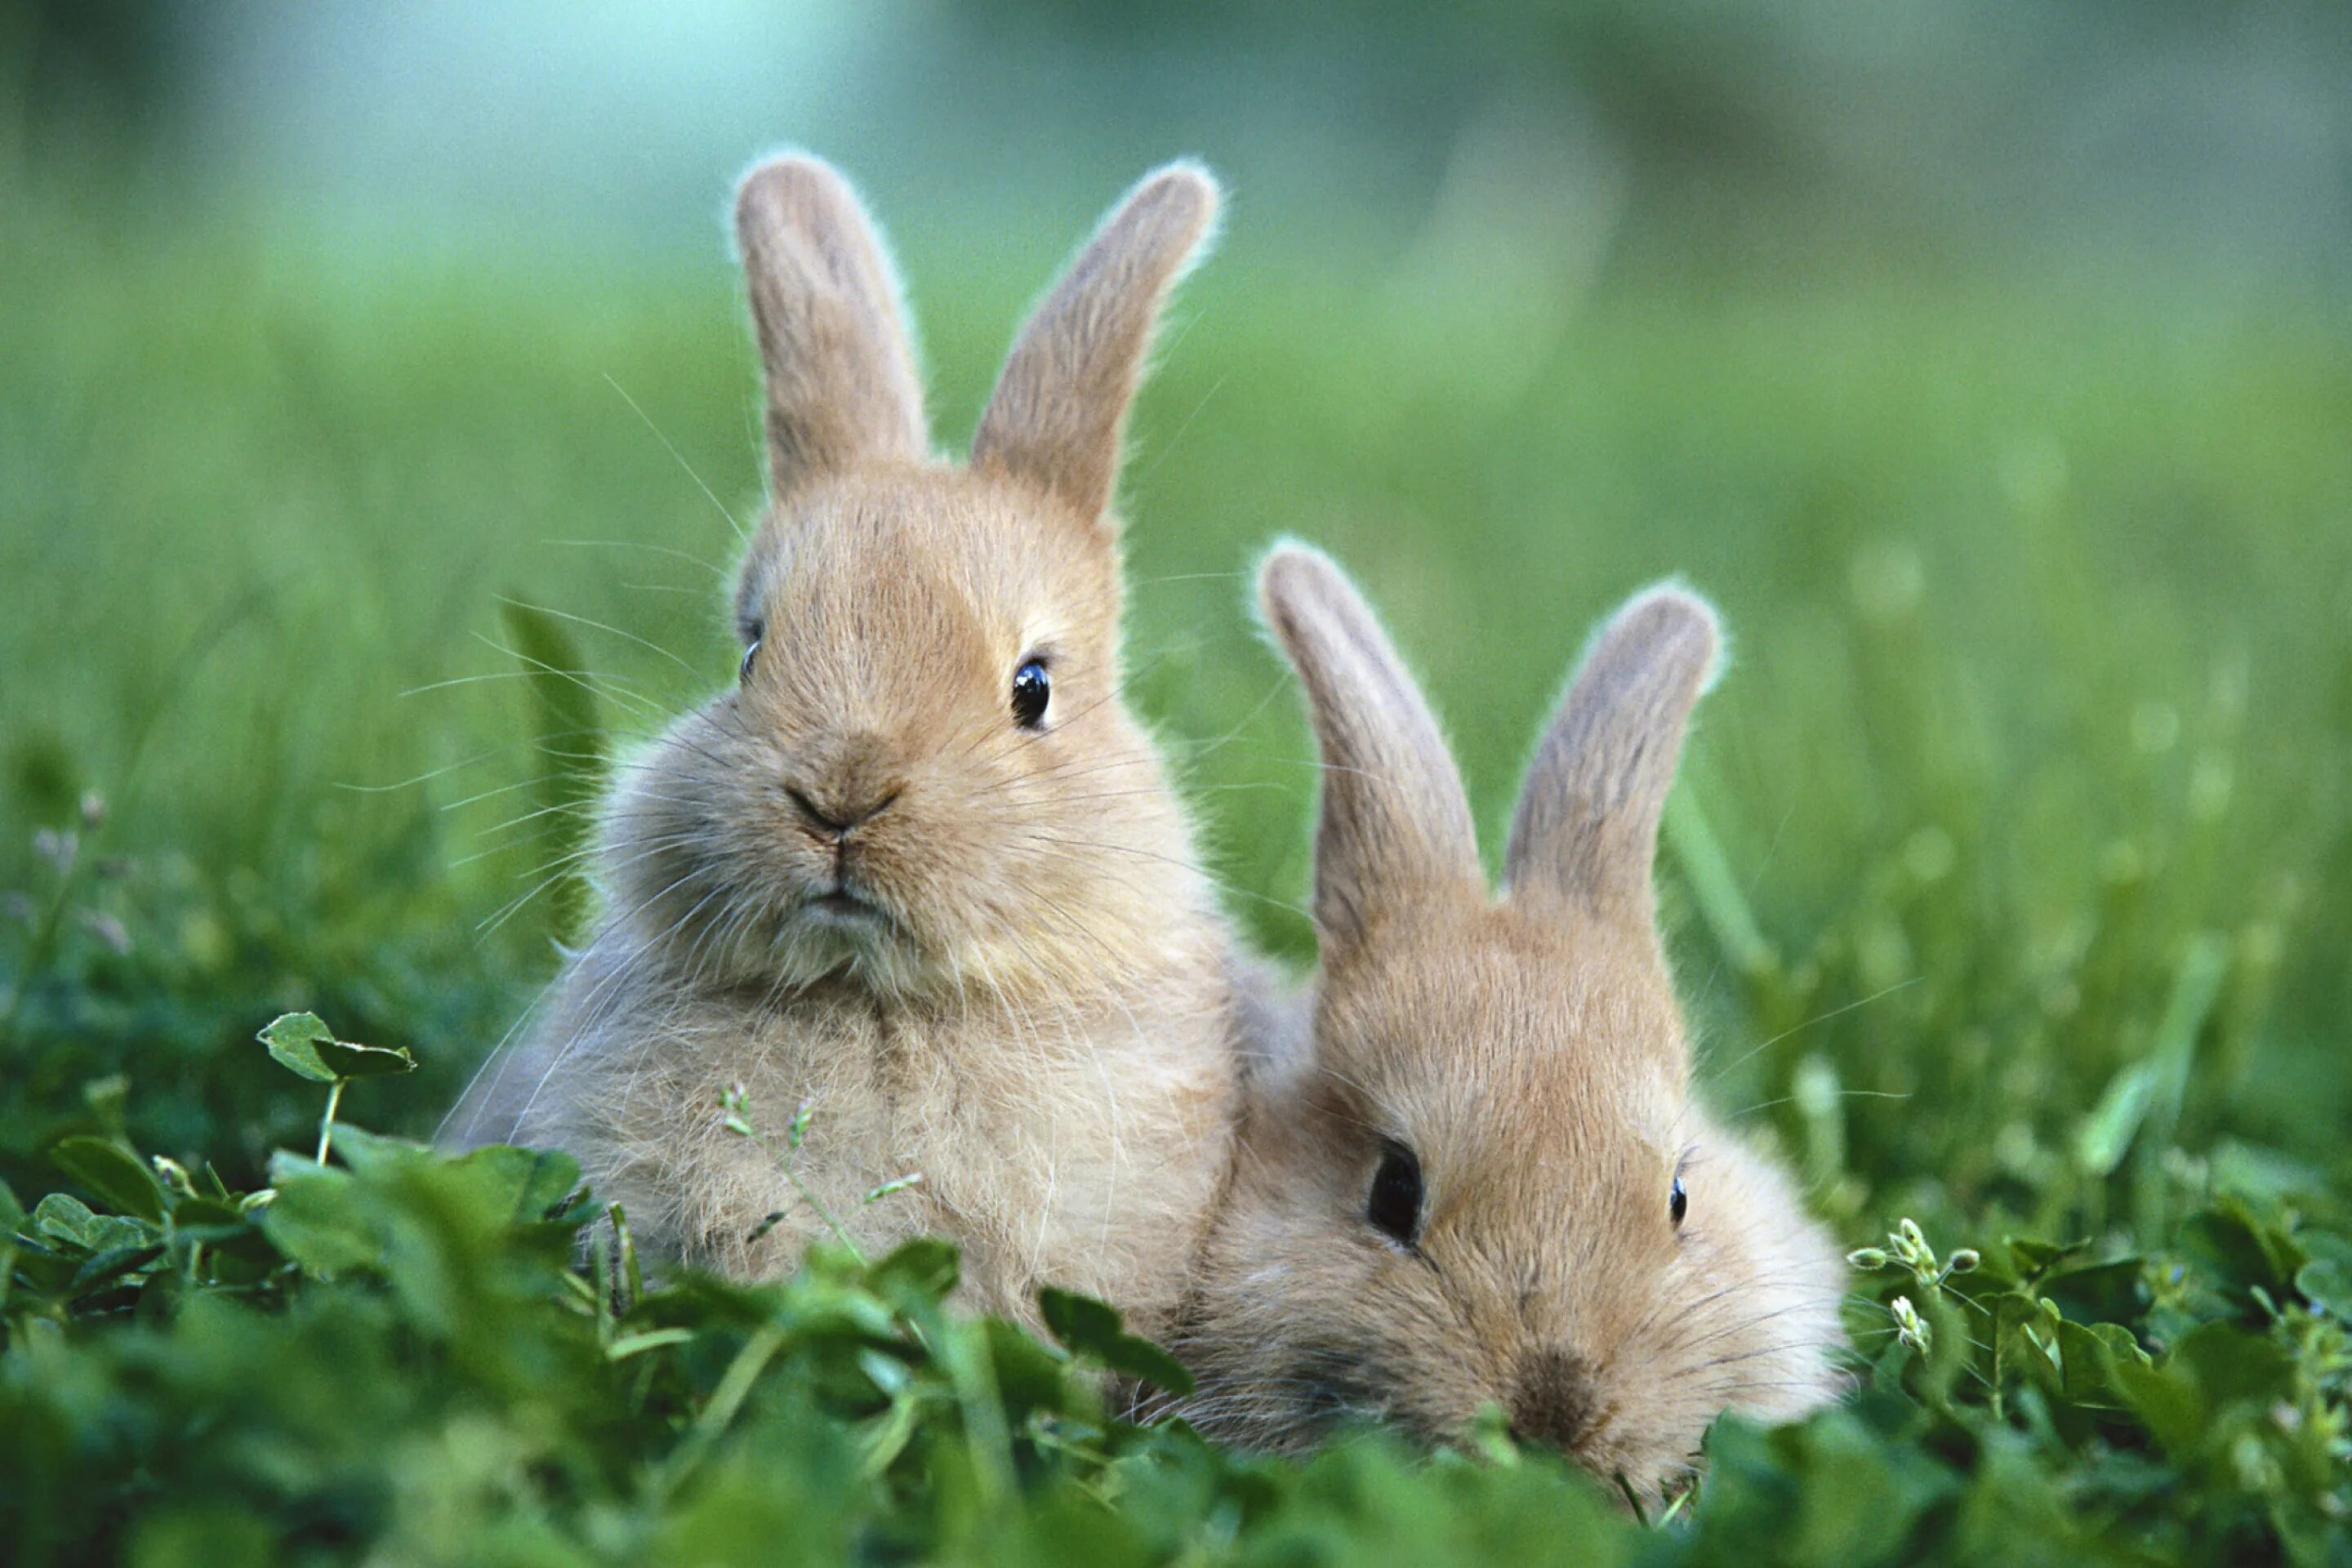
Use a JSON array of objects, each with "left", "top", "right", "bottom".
[{"left": 2, "top": 0, "right": 2348, "bottom": 1234}]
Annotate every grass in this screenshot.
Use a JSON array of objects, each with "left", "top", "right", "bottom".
[{"left": 2, "top": 179, "right": 2349, "bottom": 1563}]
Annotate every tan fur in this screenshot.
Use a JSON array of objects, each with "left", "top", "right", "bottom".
[
  {"left": 447, "top": 156, "right": 1240, "bottom": 1338},
  {"left": 1175, "top": 546, "right": 1846, "bottom": 1494},
  {"left": 736, "top": 156, "right": 928, "bottom": 486},
  {"left": 972, "top": 161, "right": 1218, "bottom": 523}
]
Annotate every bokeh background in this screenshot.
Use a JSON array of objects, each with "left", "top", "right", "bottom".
[{"left": 4, "top": 2, "right": 2349, "bottom": 1234}]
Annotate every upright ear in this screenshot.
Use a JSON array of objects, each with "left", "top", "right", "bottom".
[
  {"left": 1258, "top": 545, "right": 1482, "bottom": 962},
  {"left": 971, "top": 162, "right": 1220, "bottom": 524},
  {"left": 734, "top": 154, "right": 928, "bottom": 495},
  {"left": 1503, "top": 586, "right": 1721, "bottom": 929}
]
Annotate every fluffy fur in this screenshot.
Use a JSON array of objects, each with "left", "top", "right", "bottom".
[
  {"left": 1174, "top": 546, "right": 1846, "bottom": 1495},
  {"left": 447, "top": 154, "right": 1241, "bottom": 1337}
]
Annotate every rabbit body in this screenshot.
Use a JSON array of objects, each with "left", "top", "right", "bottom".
[
  {"left": 1175, "top": 547, "right": 1846, "bottom": 1491},
  {"left": 510, "top": 872, "right": 1236, "bottom": 1327},
  {"left": 450, "top": 158, "right": 1241, "bottom": 1338}
]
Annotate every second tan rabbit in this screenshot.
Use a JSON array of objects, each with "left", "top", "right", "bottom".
[{"left": 1174, "top": 546, "right": 1847, "bottom": 1495}]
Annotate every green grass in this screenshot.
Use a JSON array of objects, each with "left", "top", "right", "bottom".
[{"left": 2, "top": 185, "right": 2349, "bottom": 1563}]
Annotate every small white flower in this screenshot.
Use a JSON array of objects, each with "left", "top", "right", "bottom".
[{"left": 1891, "top": 1295, "right": 1931, "bottom": 1354}]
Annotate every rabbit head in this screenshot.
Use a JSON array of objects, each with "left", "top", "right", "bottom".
[
  {"left": 1178, "top": 546, "right": 1846, "bottom": 1497},
  {"left": 599, "top": 155, "right": 1223, "bottom": 1002}
]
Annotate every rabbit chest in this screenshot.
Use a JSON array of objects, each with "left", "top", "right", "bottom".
[{"left": 548, "top": 964, "right": 1237, "bottom": 1337}]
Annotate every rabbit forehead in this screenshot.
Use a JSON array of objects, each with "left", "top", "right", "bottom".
[
  {"left": 1321, "top": 904, "right": 1688, "bottom": 1134},
  {"left": 742, "top": 466, "right": 1119, "bottom": 662}
]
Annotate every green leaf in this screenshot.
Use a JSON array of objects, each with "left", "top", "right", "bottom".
[
  {"left": 2136, "top": 932, "right": 2230, "bottom": 1147},
  {"left": 69, "top": 1241, "right": 164, "bottom": 1298},
  {"left": 321, "top": 1040, "right": 420, "bottom": 1079},
  {"left": 167, "top": 1195, "right": 246, "bottom": 1228},
  {"left": 327, "top": 1129, "right": 583, "bottom": 1220},
  {"left": 2176, "top": 1201, "right": 2297, "bottom": 1310},
  {"left": 2292, "top": 1258, "right": 2349, "bottom": 1321},
  {"left": 454, "top": 1143, "right": 586, "bottom": 1223},
  {"left": 2036, "top": 1257, "right": 2147, "bottom": 1327},
  {"left": 7, "top": 1245, "right": 79, "bottom": 1298},
  {"left": 165, "top": 1195, "right": 258, "bottom": 1248},
  {"left": 1665, "top": 786, "right": 1778, "bottom": 978},
  {"left": 1699, "top": 1408, "right": 1954, "bottom": 1564},
  {"left": 2053, "top": 1319, "right": 2150, "bottom": 1408},
  {"left": 257, "top": 1012, "right": 341, "bottom": 1082},
  {"left": 257, "top": 1012, "right": 416, "bottom": 1081},
  {"left": 1038, "top": 1286, "right": 1195, "bottom": 1397},
  {"left": 499, "top": 597, "right": 606, "bottom": 949},
  {"left": 314, "top": 1124, "right": 419, "bottom": 1176},
  {"left": 458, "top": 1148, "right": 596, "bottom": 1245},
  {"left": 865, "top": 1237, "right": 960, "bottom": 1307},
  {"left": 2074, "top": 1058, "right": 2154, "bottom": 1177},
  {"left": 857, "top": 1392, "right": 924, "bottom": 1479},
  {"left": 50, "top": 1134, "right": 168, "bottom": 1223},
  {"left": 608, "top": 1328, "right": 697, "bottom": 1361},
  {"left": 2111, "top": 1321, "right": 2295, "bottom": 1459},
  {"left": 31, "top": 1191, "right": 153, "bottom": 1254},
  {"left": 983, "top": 1317, "right": 1080, "bottom": 1417},
  {"left": 256, "top": 1156, "right": 377, "bottom": 1276},
  {"left": 0, "top": 1177, "right": 24, "bottom": 1236},
  {"left": 2003, "top": 1236, "right": 2091, "bottom": 1277}
]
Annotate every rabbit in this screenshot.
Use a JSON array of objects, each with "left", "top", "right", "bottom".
[
  {"left": 1170, "top": 544, "right": 1846, "bottom": 1496},
  {"left": 445, "top": 153, "right": 1245, "bottom": 1339}
]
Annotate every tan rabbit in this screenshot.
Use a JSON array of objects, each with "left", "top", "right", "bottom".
[
  {"left": 447, "top": 154, "right": 1241, "bottom": 1338},
  {"left": 1174, "top": 545, "right": 1846, "bottom": 1494}
]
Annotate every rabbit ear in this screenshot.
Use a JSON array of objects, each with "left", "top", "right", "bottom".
[
  {"left": 1503, "top": 585, "right": 1721, "bottom": 929},
  {"left": 971, "top": 162, "right": 1219, "bottom": 524},
  {"left": 734, "top": 154, "right": 929, "bottom": 494},
  {"left": 1259, "top": 545, "right": 1482, "bottom": 960}
]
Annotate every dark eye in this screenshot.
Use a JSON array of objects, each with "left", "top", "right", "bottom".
[
  {"left": 1669, "top": 1174, "right": 1688, "bottom": 1230},
  {"left": 1010, "top": 657, "right": 1050, "bottom": 728},
  {"left": 1366, "top": 1138, "right": 1423, "bottom": 1249},
  {"left": 739, "top": 630, "right": 762, "bottom": 685}
]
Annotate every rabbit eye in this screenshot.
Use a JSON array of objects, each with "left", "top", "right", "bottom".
[
  {"left": 1366, "top": 1138, "right": 1423, "bottom": 1249},
  {"left": 1010, "top": 657, "right": 1050, "bottom": 728},
  {"left": 1669, "top": 1174, "right": 1688, "bottom": 1230},
  {"left": 739, "top": 630, "right": 762, "bottom": 685}
]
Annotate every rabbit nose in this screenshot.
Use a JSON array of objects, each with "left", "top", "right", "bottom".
[
  {"left": 786, "top": 783, "right": 901, "bottom": 838},
  {"left": 1509, "top": 1348, "right": 1600, "bottom": 1453},
  {"left": 787, "top": 730, "right": 906, "bottom": 835}
]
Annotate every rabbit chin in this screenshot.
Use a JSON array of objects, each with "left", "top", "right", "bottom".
[{"left": 758, "top": 889, "right": 932, "bottom": 996}]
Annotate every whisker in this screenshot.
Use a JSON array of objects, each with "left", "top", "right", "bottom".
[
  {"left": 494, "top": 594, "right": 707, "bottom": 679},
  {"left": 601, "top": 371, "right": 751, "bottom": 546},
  {"left": 542, "top": 536, "right": 727, "bottom": 579},
  {"left": 1699, "top": 977, "right": 1923, "bottom": 1089}
]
